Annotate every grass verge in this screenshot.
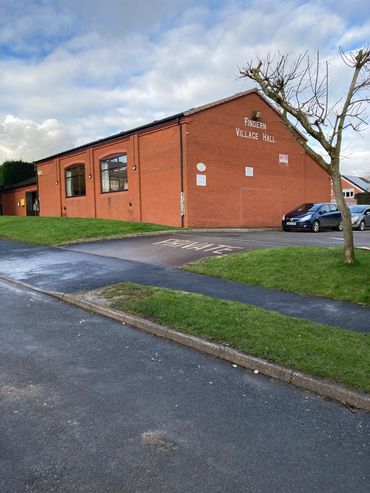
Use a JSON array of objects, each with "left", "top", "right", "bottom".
[
  {"left": 0, "top": 216, "right": 174, "bottom": 246},
  {"left": 184, "top": 246, "right": 370, "bottom": 305},
  {"left": 99, "top": 282, "right": 370, "bottom": 393}
]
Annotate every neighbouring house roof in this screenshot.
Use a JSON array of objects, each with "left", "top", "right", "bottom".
[
  {"left": 1, "top": 176, "right": 37, "bottom": 192},
  {"left": 34, "top": 88, "right": 307, "bottom": 165},
  {"left": 342, "top": 175, "right": 370, "bottom": 192}
]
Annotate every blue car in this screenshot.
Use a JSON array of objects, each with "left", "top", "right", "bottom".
[{"left": 282, "top": 203, "right": 342, "bottom": 232}]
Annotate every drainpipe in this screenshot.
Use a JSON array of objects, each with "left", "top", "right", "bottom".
[
  {"left": 178, "top": 116, "right": 185, "bottom": 228},
  {"left": 88, "top": 148, "right": 97, "bottom": 218}
]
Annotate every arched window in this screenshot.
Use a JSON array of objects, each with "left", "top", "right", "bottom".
[
  {"left": 65, "top": 164, "right": 86, "bottom": 197},
  {"left": 100, "top": 154, "right": 128, "bottom": 193}
]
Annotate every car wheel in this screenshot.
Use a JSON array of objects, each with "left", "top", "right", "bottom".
[
  {"left": 337, "top": 220, "right": 343, "bottom": 231},
  {"left": 359, "top": 220, "right": 365, "bottom": 231},
  {"left": 311, "top": 220, "right": 320, "bottom": 233}
]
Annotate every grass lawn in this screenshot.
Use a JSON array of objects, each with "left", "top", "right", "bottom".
[
  {"left": 0, "top": 216, "right": 175, "bottom": 246},
  {"left": 184, "top": 246, "right": 370, "bottom": 305},
  {"left": 99, "top": 282, "right": 370, "bottom": 393}
]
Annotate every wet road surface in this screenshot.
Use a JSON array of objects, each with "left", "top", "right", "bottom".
[
  {"left": 62, "top": 229, "right": 370, "bottom": 266},
  {"left": 1, "top": 280, "right": 369, "bottom": 493},
  {"left": 0, "top": 239, "right": 369, "bottom": 333}
]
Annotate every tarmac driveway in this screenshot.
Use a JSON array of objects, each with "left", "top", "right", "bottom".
[
  {"left": 62, "top": 229, "right": 370, "bottom": 266},
  {"left": 1, "top": 233, "right": 369, "bottom": 333}
]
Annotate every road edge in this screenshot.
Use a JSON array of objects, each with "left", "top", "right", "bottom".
[
  {"left": 55, "top": 227, "right": 278, "bottom": 246},
  {"left": 2, "top": 274, "right": 369, "bottom": 412}
]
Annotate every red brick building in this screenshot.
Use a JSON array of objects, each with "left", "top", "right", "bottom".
[
  {"left": 33, "top": 89, "right": 330, "bottom": 227},
  {"left": 330, "top": 175, "right": 370, "bottom": 205},
  {"left": 0, "top": 177, "right": 38, "bottom": 216}
]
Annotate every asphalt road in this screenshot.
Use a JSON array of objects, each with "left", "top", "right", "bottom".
[
  {"left": 1, "top": 239, "right": 369, "bottom": 332},
  {"left": 62, "top": 229, "right": 370, "bottom": 266},
  {"left": 1, "top": 280, "right": 369, "bottom": 493}
]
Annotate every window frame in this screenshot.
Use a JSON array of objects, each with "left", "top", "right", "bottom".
[
  {"left": 342, "top": 188, "right": 354, "bottom": 198},
  {"left": 65, "top": 164, "right": 86, "bottom": 198},
  {"left": 100, "top": 153, "right": 128, "bottom": 194}
]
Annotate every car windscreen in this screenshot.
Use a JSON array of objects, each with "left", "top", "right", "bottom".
[
  {"left": 292, "top": 203, "right": 318, "bottom": 212},
  {"left": 349, "top": 206, "right": 365, "bottom": 213}
]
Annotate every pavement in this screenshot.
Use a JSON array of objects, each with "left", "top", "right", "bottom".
[
  {"left": 1, "top": 231, "right": 369, "bottom": 410},
  {"left": 1, "top": 280, "right": 370, "bottom": 492}
]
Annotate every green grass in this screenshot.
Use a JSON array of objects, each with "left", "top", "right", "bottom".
[
  {"left": 184, "top": 246, "right": 370, "bottom": 305},
  {"left": 100, "top": 282, "right": 370, "bottom": 393},
  {"left": 0, "top": 216, "right": 175, "bottom": 245}
]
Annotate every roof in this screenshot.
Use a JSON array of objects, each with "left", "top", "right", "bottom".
[
  {"left": 342, "top": 175, "right": 370, "bottom": 192},
  {"left": 34, "top": 89, "right": 269, "bottom": 164},
  {"left": 33, "top": 88, "right": 309, "bottom": 165},
  {"left": 1, "top": 176, "right": 37, "bottom": 192},
  {"left": 184, "top": 89, "right": 257, "bottom": 115}
]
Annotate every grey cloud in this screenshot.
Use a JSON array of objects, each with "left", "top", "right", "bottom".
[{"left": 0, "top": 0, "right": 369, "bottom": 175}]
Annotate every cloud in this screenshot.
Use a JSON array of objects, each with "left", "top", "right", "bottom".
[
  {"left": 0, "top": 0, "right": 369, "bottom": 176},
  {"left": 0, "top": 115, "right": 76, "bottom": 162},
  {"left": 0, "top": 1, "right": 73, "bottom": 57}
]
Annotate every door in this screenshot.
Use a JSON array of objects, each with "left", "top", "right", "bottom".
[
  {"left": 318, "top": 204, "right": 340, "bottom": 228},
  {"left": 26, "top": 192, "right": 33, "bottom": 216},
  {"left": 26, "top": 191, "right": 39, "bottom": 216},
  {"left": 317, "top": 204, "right": 332, "bottom": 227}
]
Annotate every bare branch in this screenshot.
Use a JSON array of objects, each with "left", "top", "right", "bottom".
[{"left": 239, "top": 47, "right": 370, "bottom": 264}]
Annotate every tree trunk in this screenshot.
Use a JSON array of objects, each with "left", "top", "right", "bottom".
[{"left": 330, "top": 167, "right": 356, "bottom": 264}]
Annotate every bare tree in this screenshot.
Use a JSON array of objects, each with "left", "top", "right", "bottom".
[{"left": 239, "top": 48, "right": 370, "bottom": 264}]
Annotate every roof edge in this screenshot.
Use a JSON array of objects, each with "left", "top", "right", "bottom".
[
  {"left": 1, "top": 176, "right": 37, "bottom": 191},
  {"left": 34, "top": 112, "right": 184, "bottom": 165},
  {"left": 34, "top": 87, "right": 311, "bottom": 166},
  {"left": 342, "top": 175, "right": 369, "bottom": 192},
  {"left": 184, "top": 89, "right": 259, "bottom": 116},
  {"left": 34, "top": 89, "right": 263, "bottom": 165}
]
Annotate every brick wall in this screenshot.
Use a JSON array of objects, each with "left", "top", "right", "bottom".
[
  {"left": 34, "top": 92, "right": 331, "bottom": 228},
  {"left": 1, "top": 185, "right": 38, "bottom": 216},
  {"left": 37, "top": 160, "right": 62, "bottom": 216},
  {"left": 331, "top": 177, "right": 364, "bottom": 205},
  {"left": 139, "top": 124, "right": 182, "bottom": 227},
  {"left": 36, "top": 125, "right": 183, "bottom": 226},
  {"left": 184, "top": 93, "right": 330, "bottom": 227}
]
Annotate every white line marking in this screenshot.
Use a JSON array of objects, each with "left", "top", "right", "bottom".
[{"left": 152, "top": 238, "right": 243, "bottom": 254}]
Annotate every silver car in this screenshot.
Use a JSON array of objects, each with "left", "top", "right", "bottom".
[{"left": 349, "top": 205, "right": 370, "bottom": 231}]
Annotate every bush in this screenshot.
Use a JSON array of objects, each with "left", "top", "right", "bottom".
[{"left": 0, "top": 160, "right": 35, "bottom": 187}]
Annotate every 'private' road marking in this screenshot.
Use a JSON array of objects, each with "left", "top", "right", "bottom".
[{"left": 152, "top": 238, "right": 243, "bottom": 255}]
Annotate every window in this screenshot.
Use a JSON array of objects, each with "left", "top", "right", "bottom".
[
  {"left": 101, "top": 154, "right": 128, "bottom": 193},
  {"left": 342, "top": 188, "right": 354, "bottom": 198},
  {"left": 65, "top": 164, "right": 86, "bottom": 197}
]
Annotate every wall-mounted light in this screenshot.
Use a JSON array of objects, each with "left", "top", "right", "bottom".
[
  {"left": 56, "top": 180, "right": 59, "bottom": 185},
  {"left": 88, "top": 173, "right": 92, "bottom": 179},
  {"left": 252, "top": 111, "right": 262, "bottom": 120},
  {"left": 132, "top": 164, "right": 137, "bottom": 171}
]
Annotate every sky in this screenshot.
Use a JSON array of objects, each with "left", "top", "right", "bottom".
[{"left": 0, "top": 0, "right": 369, "bottom": 176}]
